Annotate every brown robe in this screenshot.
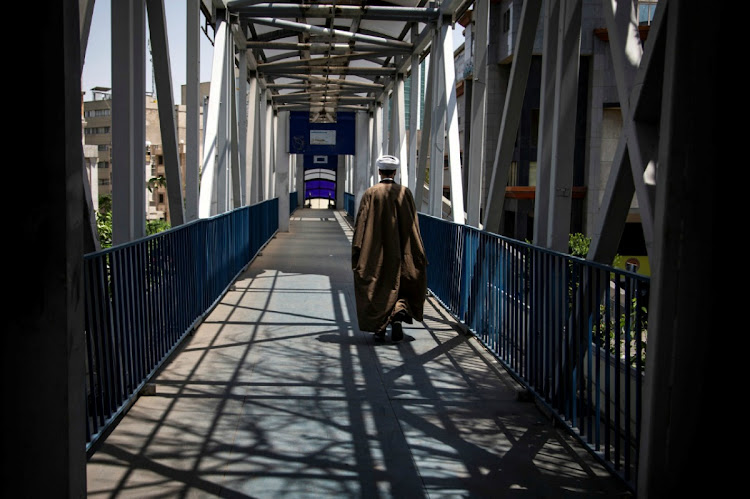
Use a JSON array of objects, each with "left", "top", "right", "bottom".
[{"left": 351, "top": 179, "right": 428, "bottom": 332}]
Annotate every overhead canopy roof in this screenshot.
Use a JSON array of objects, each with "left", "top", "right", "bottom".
[{"left": 225, "top": 0, "right": 470, "bottom": 121}]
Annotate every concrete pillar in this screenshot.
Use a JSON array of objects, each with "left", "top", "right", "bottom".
[{"left": 336, "top": 154, "right": 345, "bottom": 208}]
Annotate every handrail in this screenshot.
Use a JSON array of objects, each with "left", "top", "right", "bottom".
[
  {"left": 83, "top": 199, "right": 279, "bottom": 455},
  {"left": 418, "top": 213, "right": 648, "bottom": 492}
]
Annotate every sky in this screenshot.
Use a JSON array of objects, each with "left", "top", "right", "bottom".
[{"left": 81, "top": 0, "right": 216, "bottom": 101}]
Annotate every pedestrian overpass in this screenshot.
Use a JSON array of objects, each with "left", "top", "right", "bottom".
[{"left": 23, "top": 1, "right": 718, "bottom": 497}]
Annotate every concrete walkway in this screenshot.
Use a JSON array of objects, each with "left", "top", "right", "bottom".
[{"left": 87, "top": 208, "right": 631, "bottom": 498}]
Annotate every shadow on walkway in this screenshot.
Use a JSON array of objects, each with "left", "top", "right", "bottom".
[{"left": 87, "top": 208, "right": 631, "bottom": 498}]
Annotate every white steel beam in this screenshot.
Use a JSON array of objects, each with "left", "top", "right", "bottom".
[
  {"left": 185, "top": 0, "right": 200, "bottom": 221},
  {"left": 483, "top": 0, "right": 543, "bottom": 233},
  {"left": 79, "top": 0, "right": 96, "bottom": 69},
  {"left": 199, "top": 14, "right": 228, "bottom": 218},
  {"left": 263, "top": 94, "right": 274, "bottom": 199},
  {"left": 532, "top": 0, "right": 560, "bottom": 246},
  {"left": 414, "top": 54, "right": 434, "bottom": 211},
  {"left": 467, "top": 0, "right": 489, "bottom": 228},
  {"left": 371, "top": 103, "right": 382, "bottom": 186},
  {"left": 230, "top": 58, "right": 243, "bottom": 208},
  {"left": 428, "top": 31, "right": 446, "bottom": 218},
  {"left": 390, "top": 73, "right": 407, "bottom": 185},
  {"left": 248, "top": 17, "right": 413, "bottom": 49},
  {"left": 408, "top": 24, "right": 420, "bottom": 193},
  {"left": 588, "top": 0, "right": 668, "bottom": 262},
  {"left": 238, "top": 49, "right": 249, "bottom": 204},
  {"left": 441, "top": 22, "right": 465, "bottom": 224},
  {"left": 354, "top": 111, "right": 370, "bottom": 215},
  {"left": 146, "top": 0, "right": 185, "bottom": 226},
  {"left": 111, "top": 0, "right": 146, "bottom": 244},
  {"left": 275, "top": 111, "right": 290, "bottom": 231},
  {"left": 546, "top": 0, "right": 582, "bottom": 252},
  {"left": 245, "top": 72, "right": 259, "bottom": 205}
]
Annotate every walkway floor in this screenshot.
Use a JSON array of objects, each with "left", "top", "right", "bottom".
[{"left": 86, "top": 208, "right": 632, "bottom": 498}]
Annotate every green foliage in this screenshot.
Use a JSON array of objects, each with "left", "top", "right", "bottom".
[
  {"left": 96, "top": 209, "right": 112, "bottom": 248},
  {"left": 568, "top": 232, "right": 591, "bottom": 258},
  {"left": 147, "top": 175, "right": 167, "bottom": 192},
  {"left": 146, "top": 219, "right": 171, "bottom": 235},
  {"left": 598, "top": 298, "right": 648, "bottom": 369},
  {"left": 98, "top": 194, "right": 112, "bottom": 214}
]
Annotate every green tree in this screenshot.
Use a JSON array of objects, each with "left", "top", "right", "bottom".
[{"left": 147, "top": 175, "right": 167, "bottom": 192}]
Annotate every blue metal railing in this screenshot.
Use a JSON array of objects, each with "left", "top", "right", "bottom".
[
  {"left": 83, "top": 199, "right": 278, "bottom": 454},
  {"left": 418, "top": 213, "right": 648, "bottom": 492},
  {"left": 290, "top": 191, "right": 298, "bottom": 214},
  {"left": 344, "top": 192, "right": 355, "bottom": 218}
]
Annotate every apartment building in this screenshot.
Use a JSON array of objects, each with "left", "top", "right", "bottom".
[{"left": 82, "top": 82, "right": 209, "bottom": 222}]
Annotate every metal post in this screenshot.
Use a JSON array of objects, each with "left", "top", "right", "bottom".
[
  {"left": 263, "top": 91, "right": 274, "bottom": 199},
  {"left": 441, "top": 22, "right": 465, "bottom": 224},
  {"left": 546, "top": 0, "right": 582, "bottom": 252},
  {"left": 467, "top": 0, "right": 489, "bottom": 228},
  {"left": 238, "top": 50, "right": 249, "bottom": 203},
  {"left": 185, "top": 0, "right": 200, "bottom": 221},
  {"left": 245, "top": 72, "right": 258, "bottom": 204},
  {"left": 146, "top": 0, "right": 185, "bottom": 226},
  {"left": 276, "top": 111, "right": 290, "bottom": 231},
  {"left": 112, "top": 0, "right": 146, "bottom": 243},
  {"left": 408, "top": 24, "right": 420, "bottom": 193},
  {"left": 482, "top": 0, "right": 543, "bottom": 234},
  {"left": 533, "top": 0, "right": 560, "bottom": 246},
  {"left": 199, "top": 13, "right": 228, "bottom": 217},
  {"left": 429, "top": 35, "right": 446, "bottom": 218},
  {"left": 355, "top": 111, "right": 370, "bottom": 214},
  {"left": 371, "top": 102, "right": 382, "bottom": 185},
  {"left": 391, "top": 73, "right": 408, "bottom": 185}
]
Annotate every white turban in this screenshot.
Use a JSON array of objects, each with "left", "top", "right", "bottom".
[{"left": 376, "top": 154, "right": 399, "bottom": 171}]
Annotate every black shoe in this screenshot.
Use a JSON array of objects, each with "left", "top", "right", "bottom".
[
  {"left": 391, "top": 322, "right": 403, "bottom": 342},
  {"left": 373, "top": 331, "right": 386, "bottom": 342}
]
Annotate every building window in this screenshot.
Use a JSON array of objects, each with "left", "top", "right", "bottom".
[
  {"left": 85, "top": 126, "right": 111, "bottom": 135},
  {"left": 84, "top": 108, "right": 111, "bottom": 118},
  {"left": 98, "top": 144, "right": 108, "bottom": 151},
  {"left": 503, "top": 8, "right": 511, "bottom": 33},
  {"left": 638, "top": 1, "right": 657, "bottom": 25},
  {"left": 158, "top": 194, "right": 165, "bottom": 204},
  {"left": 97, "top": 161, "right": 108, "bottom": 169}
]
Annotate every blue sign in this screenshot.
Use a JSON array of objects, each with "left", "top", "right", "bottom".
[{"left": 289, "top": 111, "right": 355, "bottom": 155}]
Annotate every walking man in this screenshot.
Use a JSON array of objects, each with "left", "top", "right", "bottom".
[{"left": 351, "top": 155, "right": 428, "bottom": 342}]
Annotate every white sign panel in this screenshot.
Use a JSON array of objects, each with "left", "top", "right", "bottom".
[{"left": 310, "top": 130, "right": 336, "bottom": 145}]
